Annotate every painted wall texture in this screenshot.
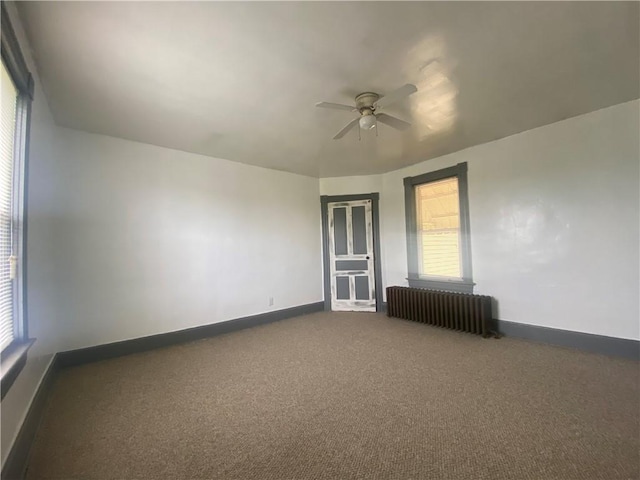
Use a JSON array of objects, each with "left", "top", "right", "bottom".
[
  {"left": 322, "top": 100, "right": 640, "bottom": 341},
  {"left": 46, "top": 128, "right": 324, "bottom": 352},
  {"left": 320, "top": 175, "right": 383, "bottom": 197}
]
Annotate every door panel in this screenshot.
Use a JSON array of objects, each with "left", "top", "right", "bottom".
[
  {"left": 354, "top": 276, "right": 370, "bottom": 300},
  {"left": 328, "top": 199, "right": 375, "bottom": 312},
  {"left": 335, "top": 260, "right": 369, "bottom": 270},
  {"left": 336, "top": 276, "right": 350, "bottom": 300},
  {"left": 351, "top": 206, "right": 367, "bottom": 254},
  {"left": 333, "top": 207, "right": 348, "bottom": 255}
]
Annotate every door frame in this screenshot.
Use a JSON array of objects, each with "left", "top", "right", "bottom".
[{"left": 320, "top": 193, "right": 383, "bottom": 312}]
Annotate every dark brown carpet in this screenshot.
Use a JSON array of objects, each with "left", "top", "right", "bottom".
[{"left": 26, "top": 312, "right": 639, "bottom": 479}]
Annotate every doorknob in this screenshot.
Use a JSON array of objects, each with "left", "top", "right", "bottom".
[{"left": 366, "top": 256, "right": 370, "bottom": 260}]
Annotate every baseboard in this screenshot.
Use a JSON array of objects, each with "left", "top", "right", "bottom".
[
  {"left": 496, "top": 319, "right": 639, "bottom": 360},
  {"left": 56, "top": 301, "right": 325, "bottom": 368},
  {"left": 1, "top": 354, "right": 60, "bottom": 480}
]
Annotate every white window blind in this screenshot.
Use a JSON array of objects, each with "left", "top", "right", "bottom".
[
  {"left": 0, "top": 60, "right": 17, "bottom": 351},
  {"left": 415, "top": 177, "right": 461, "bottom": 278}
]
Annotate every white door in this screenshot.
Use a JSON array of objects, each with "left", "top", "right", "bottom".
[{"left": 328, "top": 200, "right": 376, "bottom": 312}]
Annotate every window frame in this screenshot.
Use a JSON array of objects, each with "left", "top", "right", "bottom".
[
  {"left": 1, "top": 1, "right": 35, "bottom": 400},
  {"left": 403, "top": 162, "right": 474, "bottom": 293}
]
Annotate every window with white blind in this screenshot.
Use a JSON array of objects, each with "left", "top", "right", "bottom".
[
  {"left": 1, "top": 2, "right": 34, "bottom": 399},
  {"left": 0, "top": 59, "right": 18, "bottom": 352},
  {"left": 404, "top": 163, "right": 474, "bottom": 293}
]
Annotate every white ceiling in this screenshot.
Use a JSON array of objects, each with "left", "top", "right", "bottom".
[{"left": 18, "top": 2, "right": 639, "bottom": 178}]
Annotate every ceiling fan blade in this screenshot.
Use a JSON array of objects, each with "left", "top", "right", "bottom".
[
  {"left": 316, "top": 102, "right": 357, "bottom": 112},
  {"left": 376, "top": 113, "right": 412, "bottom": 131},
  {"left": 333, "top": 118, "right": 360, "bottom": 140},
  {"left": 374, "top": 84, "right": 418, "bottom": 109}
]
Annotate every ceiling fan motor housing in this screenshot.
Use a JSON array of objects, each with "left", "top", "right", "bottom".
[{"left": 355, "top": 92, "right": 380, "bottom": 112}]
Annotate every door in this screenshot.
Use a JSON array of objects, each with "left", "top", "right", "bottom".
[{"left": 328, "top": 199, "right": 376, "bottom": 311}]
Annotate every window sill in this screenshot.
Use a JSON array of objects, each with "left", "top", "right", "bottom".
[
  {"left": 1, "top": 339, "right": 35, "bottom": 400},
  {"left": 407, "top": 277, "right": 475, "bottom": 294}
]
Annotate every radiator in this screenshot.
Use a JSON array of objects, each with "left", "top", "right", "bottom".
[{"left": 386, "top": 286, "right": 493, "bottom": 337}]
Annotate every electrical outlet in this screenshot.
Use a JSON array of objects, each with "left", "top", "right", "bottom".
[{"left": 269, "top": 297, "right": 274, "bottom": 306}]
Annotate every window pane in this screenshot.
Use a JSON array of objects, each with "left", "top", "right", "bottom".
[
  {"left": 415, "top": 177, "right": 461, "bottom": 278},
  {"left": 0, "top": 60, "right": 17, "bottom": 351}
]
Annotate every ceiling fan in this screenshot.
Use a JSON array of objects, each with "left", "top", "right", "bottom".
[{"left": 315, "top": 84, "right": 417, "bottom": 140}]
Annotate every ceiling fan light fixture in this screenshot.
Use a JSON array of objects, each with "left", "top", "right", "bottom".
[
  {"left": 317, "top": 84, "right": 416, "bottom": 140},
  {"left": 359, "top": 114, "right": 377, "bottom": 130}
]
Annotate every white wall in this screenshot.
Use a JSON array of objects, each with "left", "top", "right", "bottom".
[
  {"left": 1, "top": 2, "right": 60, "bottom": 466},
  {"left": 319, "top": 174, "right": 382, "bottom": 196},
  {"left": 322, "top": 101, "right": 640, "bottom": 340},
  {"left": 46, "top": 128, "right": 323, "bottom": 351}
]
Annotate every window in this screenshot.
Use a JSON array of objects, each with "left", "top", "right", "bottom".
[
  {"left": 1, "top": 2, "right": 35, "bottom": 399},
  {"left": 1, "top": 59, "right": 18, "bottom": 351},
  {"left": 404, "top": 163, "right": 473, "bottom": 293}
]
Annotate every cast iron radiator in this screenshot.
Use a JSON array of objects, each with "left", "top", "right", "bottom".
[{"left": 386, "top": 286, "right": 493, "bottom": 337}]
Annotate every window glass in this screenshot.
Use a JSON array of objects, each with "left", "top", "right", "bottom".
[{"left": 415, "top": 177, "right": 461, "bottom": 278}]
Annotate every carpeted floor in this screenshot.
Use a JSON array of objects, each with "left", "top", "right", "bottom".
[{"left": 26, "top": 312, "right": 639, "bottom": 480}]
